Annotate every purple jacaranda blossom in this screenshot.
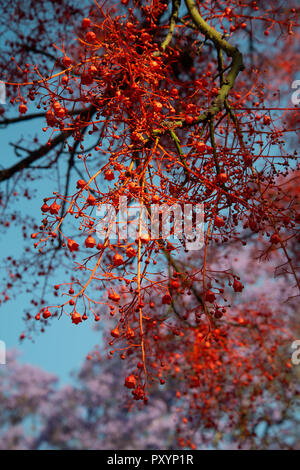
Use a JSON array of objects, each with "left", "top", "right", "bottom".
[{"left": 0, "top": 346, "right": 299, "bottom": 450}]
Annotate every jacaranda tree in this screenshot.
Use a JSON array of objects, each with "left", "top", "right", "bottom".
[{"left": 0, "top": 348, "right": 299, "bottom": 449}]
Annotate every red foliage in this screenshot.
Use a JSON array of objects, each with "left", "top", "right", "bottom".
[{"left": 0, "top": 0, "right": 299, "bottom": 447}]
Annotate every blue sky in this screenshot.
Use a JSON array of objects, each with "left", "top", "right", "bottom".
[{"left": 0, "top": 112, "right": 102, "bottom": 383}]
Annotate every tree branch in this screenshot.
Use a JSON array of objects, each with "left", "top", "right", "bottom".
[{"left": 0, "top": 107, "right": 96, "bottom": 183}]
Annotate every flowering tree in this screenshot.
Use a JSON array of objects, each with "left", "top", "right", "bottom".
[
  {"left": 0, "top": 349, "right": 299, "bottom": 450},
  {"left": 0, "top": 350, "right": 176, "bottom": 450},
  {"left": 0, "top": 0, "right": 299, "bottom": 447}
]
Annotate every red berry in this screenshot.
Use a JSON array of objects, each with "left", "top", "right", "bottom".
[
  {"left": 205, "top": 290, "right": 216, "bottom": 303},
  {"left": 126, "top": 247, "right": 137, "bottom": 258},
  {"left": 56, "top": 107, "right": 66, "bottom": 119},
  {"left": 113, "top": 253, "right": 124, "bottom": 266},
  {"left": 19, "top": 104, "right": 28, "bottom": 114},
  {"left": 46, "top": 110, "right": 56, "bottom": 126},
  {"left": 76, "top": 179, "right": 86, "bottom": 189},
  {"left": 108, "top": 290, "right": 121, "bottom": 302},
  {"left": 170, "top": 87, "right": 179, "bottom": 97},
  {"left": 214, "top": 216, "right": 225, "bottom": 228},
  {"left": 67, "top": 239, "right": 79, "bottom": 253},
  {"left": 53, "top": 101, "right": 61, "bottom": 112},
  {"left": 195, "top": 141, "right": 206, "bottom": 153},
  {"left": 86, "top": 31, "right": 96, "bottom": 42},
  {"left": 49, "top": 202, "right": 61, "bottom": 215},
  {"left": 170, "top": 279, "right": 180, "bottom": 289},
  {"left": 218, "top": 172, "right": 228, "bottom": 183},
  {"left": 270, "top": 233, "right": 281, "bottom": 244},
  {"left": 42, "top": 308, "right": 51, "bottom": 319},
  {"left": 153, "top": 101, "right": 163, "bottom": 112},
  {"left": 233, "top": 279, "right": 244, "bottom": 293},
  {"left": 162, "top": 293, "right": 172, "bottom": 305},
  {"left": 72, "top": 312, "right": 82, "bottom": 325},
  {"left": 61, "top": 75, "right": 69, "bottom": 85},
  {"left": 104, "top": 169, "right": 115, "bottom": 181},
  {"left": 82, "top": 17, "right": 91, "bottom": 28},
  {"left": 87, "top": 194, "right": 96, "bottom": 205},
  {"left": 125, "top": 375, "right": 136, "bottom": 389},
  {"left": 88, "top": 65, "right": 98, "bottom": 75},
  {"left": 81, "top": 73, "right": 93, "bottom": 86},
  {"left": 127, "top": 328, "right": 135, "bottom": 339},
  {"left": 85, "top": 235, "right": 96, "bottom": 248},
  {"left": 111, "top": 327, "right": 120, "bottom": 338},
  {"left": 150, "top": 60, "right": 160, "bottom": 71},
  {"left": 185, "top": 115, "right": 194, "bottom": 124},
  {"left": 62, "top": 56, "right": 72, "bottom": 67}
]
